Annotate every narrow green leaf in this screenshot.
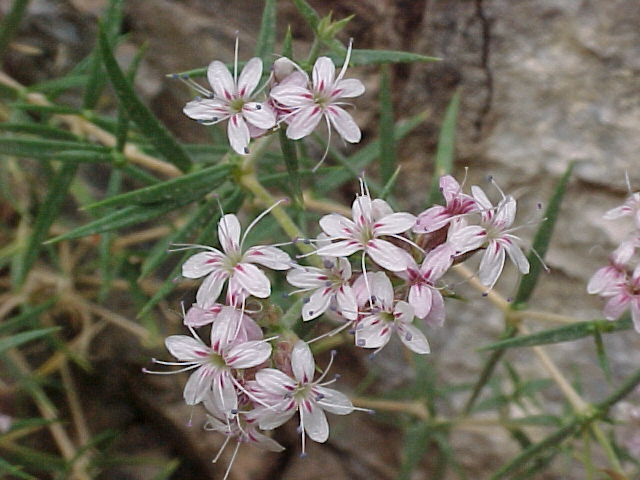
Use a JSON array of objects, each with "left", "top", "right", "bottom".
[
  {"left": 85, "top": 163, "right": 231, "bottom": 210},
  {"left": 139, "top": 195, "right": 222, "bottom": 279},
  {"left": 380, "top": 166, "right": 401, "bottom": 201},
  {"left": 0, "top": 0, "right": 30, "bottom": 59},
  {"left": 137, "top": 190, "right": 244, "bottom": 318},
  {"left": 593, "top": 329, "right": 612, "bottom": 383},
  {"left": 98, "top": 23, "right": 192, "bottom": 172},
  {"left": 11, "top": 103, "right": 83, "bottom": 115},
  {"left": 315, "top": 109, "right": 429, "bottom": 192},
  {"left": 0, "top": 137, "right": 109, "bottom": 159},
  {"left": 327, "top": 49, "right": 440, "bottom": 67},
  {"left": 0, "top": 458, "right": 37, "bottom": 480},
  {"left": 45, "top": 200, "right": 197, "bottom": 244},
  {"left": 0, "top": 299, "right": 57, "bottom": 335},
  {"left": 121, "top": 164, "right": 161, "bottom": 185},
  {"left": 0, "top": 123, "right": 78, "bottom": 140},
  {"left": 479, "top": 315, "right": 632, "bottom": 351},
  {"left": 428, "top": 90, "right": 461, "bottom": 205},
  {"left": 255, "top": 0, "right": 277, "bottom": 65},
  {"left": 12, "top": 164, "right": 78, "bottom": 286},
  {"left": 27, "top": 75, "right": 88, "bottom": 94},
  {"left": 97, "top": 169, "right": 123, "bottom": 301},
  {"left": 398, "top": 422, "right": 431, "bottom": 480},
  {"left": 52, "top": 151, "right": 114, "bottom": 163},
  {"left": 378, "top": 64, "right": 396, "bottom": 185},
  {"left": 282, "top": 26, "right": 293, "bottom": 58},
  {"left": 510, "top": 415, "right": 562, "bottom": 427},
  {"left": 0, "top": 327, "right": 60, "bottom": 354},
  {"left": 279, "top": 129, "right": 303, "bottom": 208},
  {"left": 291, "top": 0, "right": 320, "bottom": 31},
  {"left": 513, "top": 162, "right": 574, "bottom": 305}
]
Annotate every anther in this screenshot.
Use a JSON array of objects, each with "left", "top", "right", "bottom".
[
  {"left": 482, "top": 292, "right": 488, "bottom": 297},
  {"left": 323, "top": 260, "right": 334, "bottom": 269},
  {"left": 300, "top": 452, "right": 308, "bottom": 459},
  {"left": 244, "top": 147, "right": 250, "bottom": 154},
  {"left": 357, "top": 339, "right": 366, "bottom": 346},
  {"left": 230, "top": 409, "right": 238, "bottom": 415},
  {"left": 325, "top": 281, "right": 332, "bottom": 287},
  {"left": 180, "top": 74, "right": 190, "bottom": 79},
  {"left": 171, "top": 73, "right": 180, "bottom": 79},
  {"left": 330, "top": 349, "right": 337, "bottom": 357},
  {"left": 303, "top": 297, "right": 310, "bottom": 304},
  {"left": 255, "top": 104, "right": 262, "bottom": 110},
  {"left": 405, "top": 332, "right": 413, "bottom": 341}
]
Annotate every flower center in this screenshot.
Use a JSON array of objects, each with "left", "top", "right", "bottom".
[
  {"left": 229, "top": 98, "right": 246, "bottom": 113},
  {"left": 208, "top": 352, "right": 226, "bottom": 368}
]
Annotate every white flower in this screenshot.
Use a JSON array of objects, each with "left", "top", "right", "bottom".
[
  {"left": 247, "top": 341, "right": 355, "bottom": 455},
  {"left": 353, "top": 272, "right": 430, "bottom": 354},
  {"left": 147, "top": 306, "right": 272, "bottom": 411},
  {"left": 469, "top": 185, "right": 530, "bottom": 289},
  {"left": 182, "top": 41, "right": 276, "bottom": 155},
  {"left": 270, "top": 43, "right": 364, "bottom": 144},
  {"left": 287, "top": 256, "right": 357, "bottom": 322},
  {"left": 182, "top": 211, "right": 291, "bottom": 308},
  {"left": 312, "top": 186, "right": 416, "bottom": 272}
]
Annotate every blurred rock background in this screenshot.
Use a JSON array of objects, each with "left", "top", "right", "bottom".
[{"left": 2, "top": 0, "right": 640, "bottom": 478}]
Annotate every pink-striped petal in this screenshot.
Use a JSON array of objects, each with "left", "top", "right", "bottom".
[
  {"left": 336, "top": 284, "right": 358, "bottom": 320},
  {"left": 369, "top": 272, "right": 394, "bottom": 309},
  {"left": 355, "top": 314, "right": 392, "bottom": 349},
  {"left": 182, "top": 251, "right": 223, "bottom": 278},
  {"left": 183, "top": 99, "right": 229, "bottom": 121},
  {"left": 424, "top": 289, "right": 445, "bottom": 327},
  {"left": 196, "top": 270, "right": 227, "bottom": 308},
  {"left": 255, "top": 368, "right": 296, "bottom": 395},
  {"left": 237, "top": 57, "right": 262, "bottom": 97},
  {"left": 183, "top": 366, "right": 214, "bottom": 405},
  {"left": 165, "top": 335, "right": 209, "bottom": 361},
  {"left": 603, "top": 293, "right": 630, "bottom": 321},
  {"left": 396, "top": 323, "right": 430, "bottom": 354},
  {"left": 333, "top": 78, "right": 365, "bottom": 98},
  {"left": 232, "top": 262, "right": 271, "bottom": 298},
  {"left": 312, "top": 56, "right": 336, "bottom": 93},
  {"left": 207, "top": 60, "right": 235, "bottom": 101},
  {"left": 326, "top": 105, "right": 361, "bottom": 143},
  {"left": 314, "top": 240, "right": 362, "bottom": 258},
  {"left": 270, "top": 85, "right": 314, "bottom": 107},
  {"left": 245, "top": 245, "right": 291, "bottom": 270},
  {"left": 319, "top": 213, "right": 357, "bottom": 239},
  {"left": 287, "top": 266, "right": 328, "bottom": 288},
  {"left": 218, "top": 214, "right": 241, "bottom": 253},
  {"left": 242, "top": 102, "right": 277, "bottom": 129},
  {"left": 365, "top": 239, "right": 409, "bottom": 272},
  {"left": 478, "top": 242, "right": 506, "bottom": 288},
  {"left": 303, "top": 287, "right": 333, "bottom": 321},
  {"left": 301, "top": 401, "right": 329, "bottom": 442},
  {"left": 314, "top": 386, "right": 354, "bottom": 415},
  {"left": 372, "top": 212, "right": 416, "bottom": 235},
  {"left": 228, "top": 114, "right": 251, "bottom": 154},
  {"left": 286, "top": 105, "right": 323, "bottom": 140},
  {"left": 225, "top": 340, "right": 271, "bottom": 369},
  {"left": 408, "top": 283, "right": 433, "bottom": 320},
  {"left": 291, "top": 341, "right": 315, "bottom": 384}
]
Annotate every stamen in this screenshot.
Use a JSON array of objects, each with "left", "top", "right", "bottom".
[
  {"left": 233, "top": 32, "right": 240, "bottom": 85},
  {"left": 307, "top": 320, "right": 354, "bottom": 344},
  {"left": 212, "top": 435, "right": 231, "bottom": 464},
  {"left": 240, "top": 199, "right": 288, "bottom": 249},
  {"left": 335, "top": 38, "right": 354, "bottom": 83},
  {"left": 222, "top": 441, "right": 241, "bottom": 480},
  {"left": 142, "top": 364, "right": 201, "bottom": 375}
]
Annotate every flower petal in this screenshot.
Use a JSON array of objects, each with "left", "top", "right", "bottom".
[
  {"left": 394, "top": 300, "right": 415, "bottom": 324},
  {"left": 314, "top": 240, "right": 362, "bottom": 258},
  {"left": 182, "top": 251, "right": 223, "bottom": 278},
  {"left": 303, "top": 287, "right": 333, "bottom": 321},
  {"left": 218, "top": 214, "right": 241, "bottom": 253},
  {"left": 352, "top": 194, "right": 373, "bottom": 225},
  {"left": 372, "top": 212, "right": 416, "bottom": 235},
  {"left": 207, "top": 60, "right": 235, "bottom": 101},
  {"left": 237, "top": 57, "right": 262, "bottom": 97},
  {"left": 184, "top": 304, "right": 221, "bottom": 327},
  {"left": 242, "top": 102, "right": 277, "bottom": 129},
  {"left": 228, "top": 114, "right": 251, "bottom": 154},
  {"left": 245, "top": 245, "right": 292, "bottom": 270},
  {"left": 247, "top": 428, "right": 286, "bottom": 452},
  {"left": 255, "top": 368, "right": 296, "bottom": 395},
  {"left": 327, "top": 105, "right": 361, "bottom": 143},
  {"left": 183, "top": 99, "right": 229, "bottom": 121},
  {"left": 256, "top": 405, "right": 296, "bottom": 430},
  {"left": 286, "top": 266, "right": 327, "bottom": 288},
  {"left": 413, "top": 205, "right": 451, "bottom": 233},
  {"left": 233, "top": 262, "right": 271, "bottom": 298},
  {"left": 225, "top": 340, "right": 272, "bottom": 369},
  {"left": 365, "top": 239, "right": 409, "bottom": 272},
  {"left": 315, "top": 386, "right": 354, "bottom": 415},
  {"left": 319, "top": 213, "right": 357, "bottom": 239},
  {"left": 301, "top": 400, "right": 329, "bottom": 443},
  {"left": 165, "top": 335, "right": 210, "bottom": 361},
  {"left": 503, "top": 236, "right": 530, "bottom": 275},
  {"left": 312, "top": 57, "right": 336, "bottom": 93},
  {"left": 196, "top": 270, "right": 227, "bottom": 308},
  {"left": 396, "top": 322, "right": 430, "bottom": 354},
  {"left": 408, "top": 283, "right": 433, "bottom": 319},
  {"left": 333, "top": 78, "right": 365, "bottom": 98},
  {"left": 336, "top": 284, "right": 358, "bottom": 320},
  {"left": 603, "top": 293, "right": 630, "bottom": 320},
  {"left": 211, "top": 370, "right": 238, "bottom": 414},
  {"left": 291, "top": 341, "right": 315, "bottom": 384},
  {"left": 286, "top": 105, "right": 323, "bottom": 140},
  {"left": 424, "top": 289, "right": 445, "bottom": 327},
  {"left": 183, "top": 366, "right": 213, "bottom": 405},
  {"left": 270, "top": 85, "right": 314, "bottom": 107},
  {"left": 355, "top": 314, "right": 392, "bottom": 349},
  {"left": 478, "top": 242, "right": 506, "bottom": 288},
  {"left": 369, "top": 272, "right": 394, "bottom": 310}
]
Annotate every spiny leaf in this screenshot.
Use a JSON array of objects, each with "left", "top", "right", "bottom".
[
  {"left": 255, "top": 0, "right": 277, "bottom": 66},
  {"left": 12, "top": 164, "right": 78, "bottom": 286},
  {"left": 327, "top": 49, "right": 440, "bottom": 67},
  {"left": 428, "top": 89, "right": 461, "bottom": 205},
  {"left": 513, "top": 162, "right": 574, "bottom": 305},
  {"left": 0, "top": 327, "right": 60, "bottom": 355},
  {"left": 378, "top": 64, "right": 396, "bottom": 186},
  {"left": 98, "top": 23, "right": 192, "bottom": 172},
  {"left": 479, "top": 315, "right": 632, "bottom": 351},
  {"left": 84, "top": 163, "right": 231, "bottom": 210},
  {"left": 282, "top": 25, "right": 293, "bottom": 58}
]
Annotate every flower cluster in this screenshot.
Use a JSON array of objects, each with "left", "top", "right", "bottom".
[
  {"left": 180, "top": 40, "right": 364, "bottom": 156},
  {"left": 588, "top": 187, "right": 640, "bottom": 331},
  {"left": 145, "top": 174, "right": 532, "bottom": 476}
]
